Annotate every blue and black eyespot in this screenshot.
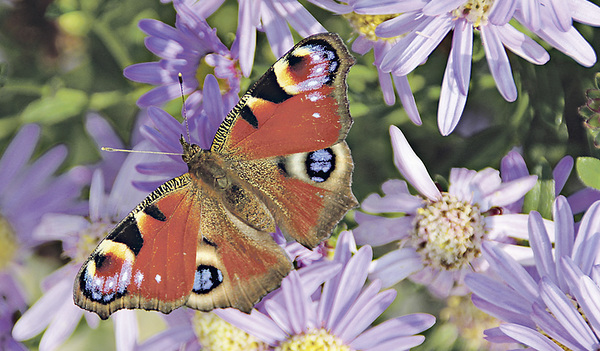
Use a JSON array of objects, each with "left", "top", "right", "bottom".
[{"left": 306, "top": 148, "right": 335, "bottom": 183}]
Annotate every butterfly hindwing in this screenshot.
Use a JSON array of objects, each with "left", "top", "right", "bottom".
[
  {"left": 186, "top": 192, "right": 292, "bottom": 312},
  {"left": 228, "top": 141, "right": 356, "bottom": 248},
  {"left": 74, "top": 175, "right": 201, "bottom": 320},
  {"left": 211, "top": 33, "right": 355, "bottom": 160}
]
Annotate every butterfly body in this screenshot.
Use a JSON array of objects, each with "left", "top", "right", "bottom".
[{"left": 74, "top": 33, "right": 357, "bottom": 320}]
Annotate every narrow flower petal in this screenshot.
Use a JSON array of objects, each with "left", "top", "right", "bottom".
[
  {"left": 113, "top": 310, "right": 138, "bottom": 351},
  {"left": 392, "top": 74, "right": 422, "bottom": 125},
  {"left": 325, "top": 246, "right": 372, "bottom": 329},
  {"left": 215, "top": 309, "right": 286, "bottom": 345},
  {"left": 438, "top": 47, "right": 468, "bottom": 136},
  {"left": 269, "top": 0, "right": 326, "bottom": 36},
  {"left": 306, "top": 0, "right": 351, "bottom": 13},
  {"left": 236, "top": 0, "right": 259, "bottom": 76},
  {"left": 571, "top": 0, "right": 600, "bottom": 26},
  {"left": 261, "top": 1, "right": 294, "bottom": 58},
  {"left": 540, "top": 278, "right": 598, "bottom": 348},
  {"left": 533, "top": 20, "right": 596, "bottom": 67},
  {"left": 354, "top": 0, "right": 427, "bottom": 14},
  {"left": 529, "top": 211, "right": 558, "bottom": 285},
  {"left": 572, "top": 201, "right": 600, "bottom": 270},
  {"left": 361, "top": 192, "right": 423, "bottom": 213},
  {"left": 389, "top": 126, "right": 441, "bottom": 201},
  {"left": 553, "top": 156, "right": 574, "bottom": 195},
  {"left": 12, "top": 277, "right": 74, "bottom": 342},
  {"left": 482, "top": 242, "right": 539, "bottom": 302},
  {"left": 480, "top": 26, "right": 517, "bottom": 102},
  {"left": 483, "top": 175, "right": 537, "bottom": 208},
  {"left": 547, "top": 0, "right": 573, "bottom": 32},
  {"left": 369, "top": 248, "right": 424, "bottom": 288},
  {"left": 385, "top": 15, "right": 453, "bottom": 76},
  {"left": 531, "top": 300, "right": 583, "bottom": 350},
  {"left": 577, "top": 276, "right": 600, "bottom": 337},
  {"left": 333, "top": 280, "right": 385, "bottom": 339},
  {"left": 351, "top": 313, "right": 434, "bottom": 349},
  {"left": 282, "top": 272, "right": 310, "bottom": 334},
  {"left": 488, "top": 0, "right": 516, "bottom": 25},
  {"left": 338, "top": 289, "right": 397, "bottom": 342},
  {"left": 465, "top": 274, "right": 534, "bottom": 316},
  {"left": 0, "top": 124, "right": 39, "bottom": 194},
  {"left": 354, "top": 213, "right": 413, "bottom": 246},
  {"left": 568, "top": 187, "right": 600, "bottom": 214},
  {"left": 519, "top": 0, "right": 542, "bottom": 31},
  {"left": 553, "top": 196, "right": 574, "bottom": 290},
  {"left": 499, "top": 324, "right": 562, "bottom": 351},
  {"left": 39, "top": 302, "right": 83, "bottom": 351},
  {"left": 451, "top": 19, "right": 473, "bottom": 95},
  {"left": 422, "top": 0, "right": 463, "bottom": 16},
  {"left": 497, "top": 23, "right": 549, "bottom": 65}
]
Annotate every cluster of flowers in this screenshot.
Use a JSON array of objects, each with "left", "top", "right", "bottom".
[{"left": 2, "top": 0, "right": 600, "bottom": 350}]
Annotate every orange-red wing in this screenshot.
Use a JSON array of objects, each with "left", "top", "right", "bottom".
[
  {"left": 211, "top": 33, "right": 354, "bottom": 160},
  {"left": 185, "top": 191, "right": 292, "bottom": 312},
  {"left": 229, "top": 142, "right": 357, "bottom": 249},
  {"left": 74, "top": 174, "right": 201, "bottom": 320}
]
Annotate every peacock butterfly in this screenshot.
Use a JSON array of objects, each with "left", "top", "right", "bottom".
[{"left": 73, "top": 33, "right": 357, "bottom": 320}]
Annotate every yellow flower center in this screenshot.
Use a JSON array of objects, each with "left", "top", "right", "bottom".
[
  {"left": 276, "top": 329, "right": 351, "bottom": 351},
  {"left": 411, "top": 193, "right": 485, "bottom": 270},
  {"left": 452, "top": 0, "right": 495, "bottom": 28},
  {"left": 193, "top": 312, "right": 268, "bottom": 351},
  {"left": 441, "top": 295, "right": 502, "bottom": 350},
  {"left": 73, "top": 222, "right": 111, "bottom": 262},
  {"left": 343, "top": 13, "right": 404, "bottom": 42},
  {"left": 195, "top": 56, "right": 235, "bottom": 94},
  {"left": 0, "top": 216, "right": 17, "bottom": 270}
]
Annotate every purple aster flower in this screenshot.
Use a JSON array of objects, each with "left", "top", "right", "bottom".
[
  {"left": 309, "top": 0, "right": 422, "bottom": 125},
  {"left": 0, "top": 124, "right": 89, "bottom": 250},
  {"left": 466, "top": 196, "right": 600, "bottom": 349},
  {"left": 356, "top": 0, "right": 560, "bottom": 135},
  {"left": 213, "top": 231, "right": 436, "bottom": 350},
  {"left": 138, "top": 251, "right": 342, "bottom": 350},
  {"left": 494, "top": 0, "right": 600, "bottom": 67},
  {"left": 123, "top": 0, "right": 240, "bottom": 110},
  {"left": 10, "top": 116, "right": 155, "bottom": 351},
  {"left": 12, "top": 166, "right": 145, "bottom": 350},
  {"left": 354, "top": 126, "right": 540, "bottom": 297}
]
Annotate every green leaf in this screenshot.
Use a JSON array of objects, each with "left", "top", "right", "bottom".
[
  {"left": 21, "top": 89, "right": 88, "bottom": 124},
  {"left": 576, "top": 157, "right": 600, "bottom": 190},
  {"left": 523, "top": 179, "right": 555, "bottom": 219}
]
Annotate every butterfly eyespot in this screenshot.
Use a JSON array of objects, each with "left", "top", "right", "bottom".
[
  {"left": 193, "top": 265, "right": 223, "bottom": 294},
  {"left": 306, "top": 148, "right": 335, "bottom": 183}
]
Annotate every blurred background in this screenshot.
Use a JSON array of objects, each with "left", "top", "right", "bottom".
[{"left": 1, "top": 0, "right": 600, "bottom": 349}]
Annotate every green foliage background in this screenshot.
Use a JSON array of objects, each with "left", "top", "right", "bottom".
[{"left": 1, "top": 0, "right": 600, "bottom": 349}]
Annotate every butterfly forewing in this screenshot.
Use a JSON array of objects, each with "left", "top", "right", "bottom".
[
  {"left": 74, "top": 175, "right": 201, "bottom": 319},
  {"left": 211, "top": 33, "right": 355, "bottom": 160}
]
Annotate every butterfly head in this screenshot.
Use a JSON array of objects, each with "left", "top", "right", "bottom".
[{"left": 180, "top": 135, "right": 203, "bottom": 164}]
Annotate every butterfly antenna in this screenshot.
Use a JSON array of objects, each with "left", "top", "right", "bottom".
[
  {"left": 101, "top": 147, "right": 183, "bottom": 156},
  {"left": 178, "top": 73, "right": 191, "bottom": 144}
]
